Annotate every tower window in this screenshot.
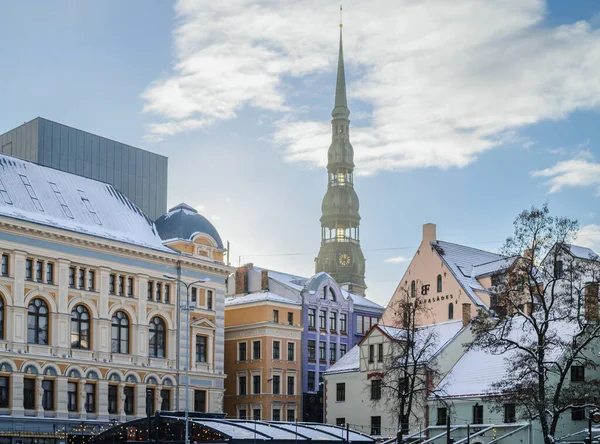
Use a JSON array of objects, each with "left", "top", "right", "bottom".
[{"left": 437, "top": 275, "right": 442, "bottom": 293}]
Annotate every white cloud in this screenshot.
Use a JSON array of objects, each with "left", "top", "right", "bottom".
[
  {"left": 531, "top": 154, "right": 600, "bottom": 194},
  {"left": 142, "top": 0, "right": 600, "bottom": 174},
  {"left": 576, "top": 224, "right": 600, "bottom": 251},
  {"left": 384, "top": 256, "right": 409, "bottom": 264}
]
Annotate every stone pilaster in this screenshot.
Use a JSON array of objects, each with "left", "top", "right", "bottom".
[
  {"left": 135, "top": 383, "right": 147, "bottom": 419},
  {"left": 55, "top": 376, "right": 68, "bottom": 419},
  {"left": 97, "top": 380, "right": 109, "bottom": 422},
  {"left": 10, "top": 373, "right": 24, "bottom": 417}
]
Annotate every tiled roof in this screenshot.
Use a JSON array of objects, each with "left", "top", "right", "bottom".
[{"left": 0, "top": 153, "right": 170, "bottom": 252}]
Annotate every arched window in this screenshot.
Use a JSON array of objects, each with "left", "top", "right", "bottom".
[
  {"left": 149, "top": 317, "right": 166, "bottom": 358},
  {"left": 329, "top": 287, "right": 336, "bottom": 301},
  {"left": 0, "top": 296, "right": 4, "bottom": 340},
  {"left": 28, "top": 298, "right": 49, "bottom": 344},
  {"left": 448, "top": 303, "right": 454, "bottom": 320},
  {"left": 111, "top": 311, "right": 129, "bottom": 354},
  {"left": 410, "top": 281, "right": 416, "bottom": 298},
  {"left": 437, "top": 275, "right": 442, "bottom": 293},
  {"left": 71, "top": 305, "right": 90, "bottom": 349}
]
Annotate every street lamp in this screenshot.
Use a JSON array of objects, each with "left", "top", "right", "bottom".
[{"left": 163, "top": 274, "right": 210, "bottom": 444}]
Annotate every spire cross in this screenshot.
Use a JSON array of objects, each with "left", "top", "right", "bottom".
[{"left": 340, "top": 5, "right": 343, "bottom": 28}]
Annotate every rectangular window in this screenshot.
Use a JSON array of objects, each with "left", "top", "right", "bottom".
[
  {"left": 340, "top": 344, "right": 347, "bottom": 357},
  {"left": 572, "top": 402, "right": 586, "bottom": 421},
  {"left": 78, "top": 268, "right": 85, "bottom": 288},
  {"left": 78, "top": 190, "right": 101, "bottom": 225},
  {"left": 330, "top": 343, "right": 336, "bottom": 362},
  {"left": 110, "top": 274, "right": 116, "bottom": 294},
  {"left": 253, "top": 375, "right": 261, "bottom": 394},
  {"left": 371, "top": 379, "right": 381, "bottom": 400},
  {"left": 1, "top": 254, "right": 8, "bottom": 276},
  {"left": 272, "top": 409, "right": 281, "bottom": 421},
  {"left": 287, "top": 342, "right": 295, "bottom": 361},
  {"left": 84, "top": 269, "right": 93, "bottom": 290},
  {"left": 85, "top": 383, "right": 96, "bottom": 413},
  {"left": 357, "top": 315, "right": 364, "bottom": 334},
  {"left": 253, "top": 409, "right": 261, "bottom": 420},
  {"left": 49, "top": 182, "right": 73, "bottom": 218},
  {"left": 273, "top": 310, "right": 279, "bottom": 323},
  {"left": 207, "top": 290, "right": 213, "bottom": 310},
  {"left": 369, "top": 345, "right": 375, "bottom": 363},
  {"left": 46, "top": 262, "right": 53, "bottom": 284},
  {"left": 554, "top": 260, "right": 564, "bottom": 279},
  {"left": 288, "top": 312, "right": 293, "bottom": 325},
  {"left": 272, "top": 375, "right": 281, "bottom": 395},
  {"left": 308, "top": 341, "right": 316, "bottom": 360},
  {"left": 239, "top": 342, "right": 247, "bottom": 361},
  {"left": 273, "top": 341, "right": 281, "bottom": 360},
  {"left": 571, "top": 365, "right": 585, "bottom": 382},
  {"left": 0, "top": 178, "right": 12, "bottom": 205},
  {"left": 25, "top": 259, "right": 33, "bottom": 280},
  {"left": 42, "top": 380, "right": 54, "bottom": 410},
  {"left": 194, "top": 390, "right": 206, "bottom": 412},
  {"left": 0, "top": 376, "right": 9, "bottom": 408},
  {"left": 127, "top": 277, "right": 133, "bottom": 296},
  {"left": 473, "top": 405, "right": 483, "bottom": 424},
  {"left": 160, "top": 389, "right": 170, "bottom": 411},
  {"left": 330, "top": 312, "right": 337, "bottom": 331},
  {"left": 371, "top": 416, "right": 382, "bottom": 436},
  {"left": 287, "top": 409, "right": 296, "bottom": 422},
  {"left": 147, "top": 281, "right": 152, "bottom": 300},
  {"left": 196, "top": 335, "right": 207, "bottom": 363},
  {"left": 336, "top": 418, "right": 346, "bottom": 427},
  {"left": 436, "top": 407, "right": 447, "bottom": 426},
  {"left": 23, "top": 378, "right": 35, "bottom": 409},
  {"left": 238, "top": 376, "right": 247, "bottom": 395},
  {"left": 504, "top": 403, "right": 516, "bottom": 423},
  {"left": 35, "top": 261, "right": 43, "bottom": 282},
  {"left": 287, "top": 376, "right": 295, "bottom": 395},
  {"left": 124, "top": 386, "right": 134, "bottom": 415},
  {"left": 68, "top": 382, "right": 78, "bottom": 412},
  {"left": 154, "top": 282, "right": 160, "bottom": 300},
  {"left": 340, "top": 313, "right": 347, "bottom": 333},
  {"left": 253, "top": 340, "right": 261, "bottom": 360},
  {"left": 69, "top": 267, "right": 75, "bottom": 287},
  {"left": 319, "top": 342, "right": 326, "bottom": 361},
  {"left": 336, "top": 383, "right": 345, "bottom": 402},
  {"left": 108, "top": 385, "right": 118, "bottom": 414},
  {"left": 119, "top": 276, "right": 125, "bottom": 295},
  {"left": 20, "top": 175, "right": 44, "bottom": 212},
  {"left": 378, "top": 343, "right": 384, "bottom": 362},
  {"left": 164, "top": 284, "right": 170, "bottom": 303},
  {"left": 308, "top": 309, "right": 316, "bottom": 329},
  {"left": 191, "top": 287, "right": 197, "bottom": 303},
  {"left": 239, "top": 409, "right": 247, "bottom": 420},
  {"left": 307, "top": 371, "right": 315, "bottom": 392},
  {"left": 319, "top": 310, "right": 326, "bottom": 329}
]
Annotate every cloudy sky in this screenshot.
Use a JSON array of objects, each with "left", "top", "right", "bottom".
[{"left": 2, "top": 0, "right": 600, "bottom": 306}]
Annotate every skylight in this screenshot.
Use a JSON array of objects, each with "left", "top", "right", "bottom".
[
  {"left": 78, "top": 190, "right": 102, "bottom": 225},
  {"left": 49, "top": 182, "right": 74, "bottom": 219},
  {"left": 19, "top": 175, "right": 44, "bottom": 212},
  {"left": 0, "top": 178, "right": 12, "bottom": 205}
]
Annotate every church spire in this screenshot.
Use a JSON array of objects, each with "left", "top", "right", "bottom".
[{"left": 333, "top": 7, "right": 349, "bottom": 118}]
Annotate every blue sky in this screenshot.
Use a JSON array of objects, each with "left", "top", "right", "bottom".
[{"left": 1, "top": 0, "right": 600, "bottom": 307}]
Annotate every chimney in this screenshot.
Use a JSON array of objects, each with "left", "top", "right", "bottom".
[
  {"left": 235, "top": 265, "right": 249, "bottom": 294},
  {"left": 462, "top": 303, "right": 471, "bottom": 327},
  {"left": 423, "top": 223, "right": 437, "bottom": 243},
  {"left": 261, "top": 269, "right": 269, "bottom": 291},
  {"left": 585, "top": 284, "right": 599, "bottom": 323}
]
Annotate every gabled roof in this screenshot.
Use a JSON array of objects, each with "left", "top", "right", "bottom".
[
  {"left": 563, "top": 243, "right": 599, "bottom": 262},
  {"left": 433, "top": 240, "right": 508, "bottom": 306},
  {"left": 325, "top": 344, "right": 360, "bottom": 374},
  {"left": 225, "top": 291, "right": 301, "bottom": 307},
  {"left": 0, "top": 153, "right": 170, "bottom": 252}
]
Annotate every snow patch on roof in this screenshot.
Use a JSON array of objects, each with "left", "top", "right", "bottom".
[
  {"left": 344, "top": 290, "right": 385, "bottom": 312},
  {"left": 225, "top": 291, "right": 301, "bottom": 307},
  {"left": 564, "top": 243, "right": 599, "bottom": 261},
  {"left": 325, "top": 345, "right": 360, "bottom": 374}
]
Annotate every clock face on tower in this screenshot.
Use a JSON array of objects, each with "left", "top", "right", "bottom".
[{"left": 338, "top": 253, "right": 352, "bottom": 266}]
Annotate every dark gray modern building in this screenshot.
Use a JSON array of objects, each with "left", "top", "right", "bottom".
[{"left": 0, "top": 117, "right": 168, "bottom": 220}]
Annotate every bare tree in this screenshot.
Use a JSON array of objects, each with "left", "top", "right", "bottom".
[
  {"left": 373, "top": 282, "right": 444, "bottom": 442},
  {"left": 471, "top": 204, "right": 600, "bottom": 444}
]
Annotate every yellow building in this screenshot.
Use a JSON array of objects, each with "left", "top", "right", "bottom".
[
  {"left": 224, "top": 266, "right": 303, "bottom": 421},
  {"left": 0, "top": 155, "right": 232, "bottom": 441}
]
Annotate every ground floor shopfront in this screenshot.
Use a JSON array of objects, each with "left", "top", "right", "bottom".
[{"left": 0, "top": 417, "right": 117, "bottom": 444}]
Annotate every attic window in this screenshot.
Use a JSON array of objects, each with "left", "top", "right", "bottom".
[
  {"left": 49, "top": 182, "right": 73, "bottom": 219},
  {"left": 19, "top": 175, "right": 43, "bottom": 212},
  {"left": 0, "top": 178, "right": 12, "bottom": 205},
  {"left": 78, "top": 190, "right": 102, "bottom": 225}
]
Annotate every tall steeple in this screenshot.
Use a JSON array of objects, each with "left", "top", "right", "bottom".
[{"left": 315, "top": 12, "right": 367, "bottom": 296}]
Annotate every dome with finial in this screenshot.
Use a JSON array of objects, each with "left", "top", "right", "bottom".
[{"left": 155, "top": 203, "right": 223, "bottom": 249}]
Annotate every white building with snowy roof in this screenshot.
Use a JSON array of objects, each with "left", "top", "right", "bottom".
[{"left": 0, "top": 153, "right": 234, "bottom": 441}]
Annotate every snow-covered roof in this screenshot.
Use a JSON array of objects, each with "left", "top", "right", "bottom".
[
  {"left": 344, "top": 290, "right": 385, "bottom": 312},
  {"left": 437, "top": 319, "right": 578, "bottom": 398},
  {"left": 0, "top": 153, "right": 171, "bottom": 252},
  {"left": 433, "top": 240, "right": 508, "bottom": 306},
  {"left": 225, "top": 291, "right": 301, "bottom": 307},
  {"left": 325, "top": 344, "right": 360, "bottom": 374},
  {"left": 471, "top": 257, "right": 518, "bottom": 278},
  {"left": 564, "top": 243, "right": 599, "bottom": 262},
  {"left": 255, "top": 267, "right": 308, "bottom": 292}
]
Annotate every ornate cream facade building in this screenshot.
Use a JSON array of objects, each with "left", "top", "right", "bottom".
[{"left": 0, "top": 154, "right": 232, "bottom": 442}]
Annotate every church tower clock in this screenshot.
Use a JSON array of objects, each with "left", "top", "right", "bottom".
[{"left": 315, "top": 21, "right": 367, "bottom": 296}]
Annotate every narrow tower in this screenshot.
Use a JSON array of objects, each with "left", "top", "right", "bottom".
[{"left": 315, "top": 17, "right": 367, "bottom": 296}]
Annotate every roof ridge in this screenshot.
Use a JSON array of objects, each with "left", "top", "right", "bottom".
[{"left": 435, "top": 239, "right": 505, "bottom": 258}]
